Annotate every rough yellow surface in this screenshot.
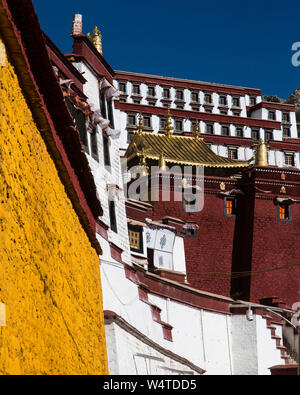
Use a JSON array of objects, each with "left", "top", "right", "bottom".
[{"left": 0, "top": 37, "right": 108, "bottom": 375}]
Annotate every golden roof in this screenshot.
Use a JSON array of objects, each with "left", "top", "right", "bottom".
[{"left": 125, "top": 132, "right": 251, "bottom": 168}]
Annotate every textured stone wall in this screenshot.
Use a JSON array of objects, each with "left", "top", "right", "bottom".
[{"left": 0, "top": 37, "right": 108, "bottom": 375}]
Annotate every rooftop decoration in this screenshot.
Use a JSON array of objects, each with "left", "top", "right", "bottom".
[{"left": 88, "top": 26, "right": 103, "bottom": 55}]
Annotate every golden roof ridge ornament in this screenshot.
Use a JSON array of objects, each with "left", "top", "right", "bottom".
[
  {"left": 254, "top": 138, "right": 269, "bottom": 167},
  {"left": 164, "top": 106, "right": 174, "bottom": 137},
  {"left": 137, "top": 113, "right": 144, "bottom": 135},
  {"left": 194, "top": 120, "right": 200, "bottom": 139},
  {"left": 159, "top": 151, "right": 167, "bottom": 171},
  {"left": 87, "top": 26, "right": 103, "bottom": 55}
]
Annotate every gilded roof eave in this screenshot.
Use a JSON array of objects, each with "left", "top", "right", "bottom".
[{"left": 125, "top": 131, "right": 251, "bottom": 169}]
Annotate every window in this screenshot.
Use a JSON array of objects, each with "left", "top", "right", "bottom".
[
  {"left": 163, "top": 88, "right": 170, "bottom": 99},
  {"left": 224, "top": 198, "right": 237, "bottom": 217},
  {"left": 220, "top": 110, "right": 228, "bottom": 115},
  {"left": 148, "top": 86, "right": 156, "bottom": 97},
  {"left": 219, "top": 96, "right": 227, "bottom": 106},
  {"left": 233, "top": 97, "right": 240, "bottom": 107},
  {"left": 236, "top": 127, "right": 243, "bottom": 137},
  {"left": 191, "top": 92, "right": 199, "bottom": 103},
  {"left": 233, "top": 111, "right": 241, "bottom": 117},
  {"left": 119, "top": 82, "right": 126, "bottom": 93},
  {"left": 204, "top": 93, "right": 212, "bottom": 104},
  {"left": 252, "top": 129, "right": 259, "bottom": 141},
  {"left": 107, "top": 100, "right": 115, "bottom": 129},
  {"left": 221, "top": 126, "right": 230, "bottom": 136},
  {"left": 143, "top": 115, "right": 152, "bottom": 129},
  {"left": 132, "top": 84, "right": 140, "bottom": 95},
  {"left": 103, "top": 135, "right": 111, "bottom": 167},
  {"left": 184, "top": 225, "right": 198, "bottom": 238},
  {"left": 160, "top": 118, "right": 166, "bottom": 130},
  {"left": 250, "top": 97, "right": 256, "bottom": 106},
  {"left": 277, "top": 204, "right": 292, "bottom": 222},
  {"left": 66, "top": 98, "right": 89, "bottom": 154},
  {"left": 109, "top": 200, "right": 118, "bottom": 233},
  {"left": 228, "top": 148, "right": 238, "bottom": 160},
  {"left": 284, "top": 153, "right": 295, "bottom": 167},
  {"left": 128, "top": 227, "right": 143, "bottom": 253},
  {"left": 282, "top": 112, "right": 290, "bottom": 123},
  {"left": 100, "top": 93, "right": 107, "bottom": 119},
  {"left": 175, "top": 119, "right": 183, "bottom": 132},
  {"left": 265, "top": 130, "right": 273, "bottom": 143},
  {"left": 206, "top": 123, "right": 214, "bottom": 134},
  {"left": 176, "top": 90, "right": 184, "bottom": 101},
  {"left": 127, "top": 114, "right": 136, "bottom": 127},
  {"left": 91, "top": 127, "right": 99, "bottom": 161},
  {"left": 283, "top": 127, "right": 290, "bottom": 138},
  {"left": 268, "top": 110, "right": 276, "bottom": 121}
]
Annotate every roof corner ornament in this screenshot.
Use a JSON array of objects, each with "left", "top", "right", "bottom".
[
  {"left": 164, "top": 106, "right": 174, "bottom": 137},
  {"left": 71, "top": 14, "right": 83, "bottom": 36},
  {"left": 254, "top": 138, "right": 269, "bottom": 167},
  {"left": 88, "top": 26, "right": 103, "bottom": 55}
]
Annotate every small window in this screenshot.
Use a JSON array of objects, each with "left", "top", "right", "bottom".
[
  {"left": 206, "top": 123, "right": 214, "bottom": 134},
  {"left": 127, "top": 114, "right": 136, "bottom": 127},
  {"left": 233, "top": 97, "right": 240, "bottom": 107},
  {"left": 107, "top": 100, "right": 115, "bottom": 128},
  {"left": 148, "top": 86, "right": 156, "bottom": 97},
  {"left": 236, "top": 127, "right": 243, "bottom": 137},
  {"left": 265, "top": 130, "right": 273, "bottom": 142},
  {"left": 268, "top": 111, "right": 276, "bottom": 120},
  {"left": 283, "top": 127, "right": 290, "bottom": 138},
  {"left": 205, "top": 108, "right": 212, "bottom": 113},
  {"left": 219, "top": 96, "right": 227, "bottom": 106},
  {"left": 109, "top": 200, "right": 118, "bottom": 233},
  {"left": 183, "top": 189, "right": 198, "bottom": 213},
  {"left": 103, "top": 134, "right": 111, "bottom": 167},
  {"left": 282, "top": 112, "right": 290, "bottom": 123},
  {"left": 204, "top": 94, "right": 212, "bottom": 104},
  {"left": 225, "top": 198, "right": 237, "bottom": 217},
  {"left": 132, "top": 84, "right": 140, "bottom": 95},
  {"left": 100, "top": 93, "right": 107, "bottom": 119},
  {"left": 284, "top": 153, "right": 295, "bottom": 167},
  {"left": 143, "top": 115, "right": 152, "bottom": 129},
  {"left": 250, "top": 97, "right": 257, "bottom": 106},
  {"left": 129, "top": 227, "right": 143, "bottom": 253},
  {"left": 119, "top": 82, "right": 126, "bottom": 93},
  {"left": 163, "top": 88, "right": 170, "bottom": 99},
  {"left": 277, "top": 204, "right": 292, "bottom": 222},
  {"left": 66, "top": 98, "right": 89, "bottom": 153},
  {"left": 220, "top": 110, "right": 228, "bottom": 115},
  {"left": 252, "top": 129, "right": 259, "bottom": 141},
  {"left": 191, "top": 92, "right": 199, "bottom": 103},
  {"left": 228, "top": 148, "right": 238, "bottom": 160},
  {"left": 221, "top": 126, "right": 230, "bottom": 136},
  {"left": 91, "top": 127, "right": 99, "bottom": 161},
  {"left": 175, "top": 119, "right": 183, "bottom": 132},
  {"left": 160, "top": 118, "right": 166, "bottom": 130},
  {"left": 176, "top": 90, "right": 184, "bottom": 101},
  {"left": 184, "top": 226, "right": 198, "bottom": 238}
]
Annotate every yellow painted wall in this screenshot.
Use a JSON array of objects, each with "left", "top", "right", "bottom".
[{"left": 0, "top": 36, "right": 108, "bottom": 375}]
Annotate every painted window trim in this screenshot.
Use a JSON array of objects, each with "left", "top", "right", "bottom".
[
  {"left": 224, "top": 197, "right": 237, "bottom": 218},
  {"left": 277, "top": 204, "right": 292, "bottom": 223}
]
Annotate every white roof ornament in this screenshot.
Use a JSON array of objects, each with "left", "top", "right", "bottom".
[{"left": 99, "top": 78, "right": 121, "bottom": 99}]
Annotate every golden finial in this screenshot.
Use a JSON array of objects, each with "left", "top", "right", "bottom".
[
  {"left": 137, "top": 113, "right": 144, "bottom": 134},
  {"left": 164, "top": 106, "right": 174, "bottom": 137},
  {"left": 220, "top": 182, "right": 226, "bottom": 191},
  {"left": 159, "top": 152, "right": 167, "bottom": 171},
  {"left": 280, "top": 186, "right": 287, "bottom": 194},
  {"left": 139, "top": 154, "right": 149, "bottom": 177},
  {"left": 254, "top": 139, "right": 269, "bottom": 167},
  {"left": 194, "top": 120, "right": 200, "bottom": 139},
  {"left": 87, "top": 26, "right": 103, "bottom": 55}
]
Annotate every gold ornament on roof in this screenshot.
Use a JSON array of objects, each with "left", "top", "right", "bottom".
[
  {"left": 220, "top": 182, "right": 226, "bottom": 191},
  {"left": 137, "top": 113, "right": 144, "bottom": 135},
  {"left": 280, "top": 186, "right": 287, "bottom": 194},
  {"left": 194, "top": 120, "right": 200, "bottom": 139},
  {"left": 87, "top": 26, "right": 103, "bottom": 55},
  {"left": 164, "top": 106, "right": 174, "bottom": 137},
  {"left": 159, "top": 152, "right": 167, "bottom": 171},
  {"left": 254, "top": 139, "right": 269, "bottom": 167}
]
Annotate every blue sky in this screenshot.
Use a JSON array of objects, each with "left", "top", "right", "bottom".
[{"left": 33, "top": 0, "right": 300, "bottom": 99}]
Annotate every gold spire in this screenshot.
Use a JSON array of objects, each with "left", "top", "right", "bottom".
[
  {"left": 137, "top": 113, "right": 144, "bottom": 134},
  {"left": 139, "top": 154, "right": 149, "bottom": 177},
  {"left": 87, "top": 26, "right": 103, "bottom": 55},
  {"left": 164, "top": 106, "right": 174, "bottom": 137},
  {"left": 194, "top": 120, "right": 200, "bottom": 139},
  {"left": 254, "top": 139, "right": 269, "bottom": 167},
  {"left": 159, "top": 152, "right": 167, "bottom": 171}
]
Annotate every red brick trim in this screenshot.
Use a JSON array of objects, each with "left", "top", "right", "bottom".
[{"left": 110, "top": 242, "right": 123, "bottom": 263}]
